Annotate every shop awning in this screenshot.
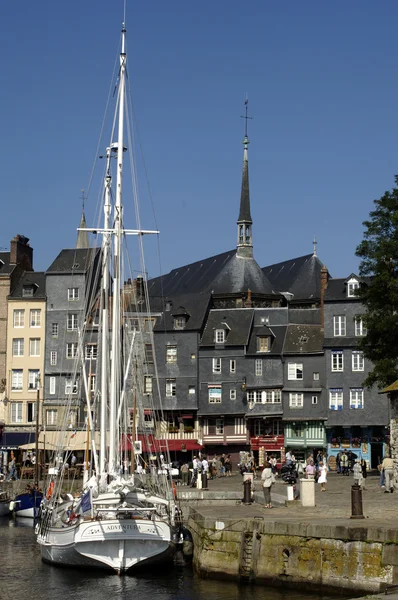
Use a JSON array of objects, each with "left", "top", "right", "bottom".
[
  {"left": 121, "top": 434, "right": 202, "bottom": 453},
  {"left": 1, "top": 432, "right": 36, "bottom": 450}
]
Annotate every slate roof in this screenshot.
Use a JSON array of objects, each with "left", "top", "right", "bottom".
[
  {"left": 246, "top": 325, "right": 287, "bottom": 356},
  {"left": 323, "top": 337, "right": 360, "bottom": 348},
  {"left": 0, "top": 252, "right": 15, "bottom": 276},
  {"left": 46, "top": 248, "right": 99, "bottom": 274},
  {"left": 262, "top": 253, "right": 327, "bottom": 299},
  {"left": 324, "top": 277, "right": 370, "bottom": 301},
  {"left": 153, "top": 293, "right": 211, "bottom": 332},
  {"left": 147, "top": 249, "right": 275, "bottom": 297},
  {"left": 9, "top": 271, "right": 46, "bottom": 299},
  {"left": 282, "top": 324, "right": 323, "bottom": 354},
  {"left": 200, "top": 309, "right": 254, "bottom": 346},
  {"left": 245, "top": 404, "right": 283, "bottom": 418},
  {"left": 238, "top": 139, "right": 252, "bottom": 223}
]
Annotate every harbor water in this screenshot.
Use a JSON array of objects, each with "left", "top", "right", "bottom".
[{"left": 0, "top": 516, "right": 344, "bottom": 600}]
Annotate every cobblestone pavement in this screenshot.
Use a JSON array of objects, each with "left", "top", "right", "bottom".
[{"left": 195, "top": 470, "right": 398, "bottom": 523}]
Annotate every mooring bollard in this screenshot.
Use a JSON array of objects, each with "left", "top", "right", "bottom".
[
  {"left": 350, "top": 484, "right": 365, "bottom": 519},
  {"left": 243, "top": 479, "right": 252, "bottom": 504},
  {"left": 202, "top": 471, "right": 208, "bottom": 490}
]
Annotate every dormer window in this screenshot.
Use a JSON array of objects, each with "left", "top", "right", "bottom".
[
  {"left": 257, "top": 336, "right": 271, "bottom": 353},
  {"left": 347, "top": 278, "right": 359, "bottom": 298},
  {"left": 174, "top": 316, "right": 186, "bottom": 330},
  {"left": 215, "top": 329, "right": 225, "bottom": 344},
  {"left": 298, "top": 335, "right": 309, "bottom": 344},
  {"left": 22, "top": 286, "right": 34, "bottom": 297}
]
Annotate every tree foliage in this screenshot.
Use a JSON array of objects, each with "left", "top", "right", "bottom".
[{"left": 355, "top": 175, "right": 398, "bottom": 389}]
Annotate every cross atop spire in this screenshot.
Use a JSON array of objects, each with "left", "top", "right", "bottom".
[
  {"left": 313, "top": 235, "right": 317, "bottom": 257},
  {"left": 240, "top": 95, "right": 252, "bottom": 139}
]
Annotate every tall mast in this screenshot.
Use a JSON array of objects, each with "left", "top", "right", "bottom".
[
  {"left": 109, "top": 24, "right": 127, "bottom": 473},
  {"left": 100, "top": 146, "right": 112, "bottom": 475}
]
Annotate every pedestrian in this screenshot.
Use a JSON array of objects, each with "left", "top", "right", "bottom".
[
  {"left": 341, "top": 451, "right": 349, "bottom": 476},
  {"left": 201, "top": 456, "right": 209, "bottom": 476},
  {"left": 305, "top": 460, "right": 315, "bottom": 479},
  {"left": 71, "top": 453, "right": 77, "bottom": 467},
  {"left": 180, "top": 462, "right": 189, "bottom": 486},
  {"left": 285, "top": 450, "right": 292, "bottom": 465},
  {"left": 336, "top": 451, "right": 341, "bottom": 474},
  {"left": 6, "top": 457, "right": 19, "bottom": 481},
  {"left": 381, "top": 454, "right": 395, "bottom": 493},
  {"left": 361, "top": 458, "right": 367, "bottom": 490},
  {"left": 261, "top": 460, "right": 275, "bottom": 508},
  {"left": 353, "top": 459, "right": 363, "bottom": 488},
  {"left": 224, "top": 454, "right": 232, "bottom": 477},
  {"left": 318, "top": 461, "right": 328, "bottom": 491}
]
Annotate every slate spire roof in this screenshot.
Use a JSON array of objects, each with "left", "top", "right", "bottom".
[
  {"left": 76, "top": 210, "right": 90, "bottom": 249},
  {"left": 237, "top": 99, "right": 253, "bottom": 260}
]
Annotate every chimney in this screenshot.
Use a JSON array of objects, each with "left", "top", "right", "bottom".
[
  {"left": 244, "top": 289, "right": 253, "bottom": 308},
  {"left": 320, "top": 265, "right": 328, "bottom": 330},
  {"left": 10, "top": 235, "right": 33, "bottom": 271}
]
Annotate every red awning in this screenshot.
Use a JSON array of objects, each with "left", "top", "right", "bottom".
[
  {"left": 181, "top": 414, "right": 193, "bottom": 419},
  {"left": 120, "top": 434, "right": 202, "bottom": 453},
  {"left": 144, "top": 409, "right": 152, "bottom": 415}
]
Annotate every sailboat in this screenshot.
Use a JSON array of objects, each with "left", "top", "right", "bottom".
[{"left": 36, "top": 21, "right": 180, "bottom": 573}]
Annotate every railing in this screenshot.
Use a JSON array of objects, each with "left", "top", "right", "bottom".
[{"left": 155, "top": 427, "right": 202, "bottom": 440}]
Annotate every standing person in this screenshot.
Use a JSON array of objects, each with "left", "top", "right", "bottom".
[
  {"left": 261, "top": 460, "right": 275, "bottom": 508},
  {"left": 381, "top": 454, "right": 395, "bottom": 493},
  {"left": 341, "top": 451, "right": 349, "bottom": 476},
  {"left": 353, "top": 459, "right": 363, "bottom": 488},
  {"left": 224, "top": 454, "right": 232, "bottom": 477},
  {"left": 201, "top": 456, "right": 209, "bottom": 476},
  {"left": 220, "top": 454, "right": 226, "bottom": 477},
  {"left": 305, "top": 460, "right": 315, "bottom": 479},
  {"left": 360, "top": 458, "right": 367, "bottom": 490},
  {"left": 336, "top": 452, "right": 341, "bottom": 474},
  {"left": 180, "top": 462, "right": 189, "bottom": 486},
  {"left": 285, "top": 450, "right": 292, "bottom": 465},
  {"left": 318, "top": 461, "right": 328, "bottom": 491},
  {"left": 191, "top": 456, "right": 198, "bottom": 487},
  {"left": 6, "top": 456, "right": 18, "bottom": 481},
  {"left": 71, "top": 453, "right": 77, "bottom": 467},
  {"left": 378, "top": 460, "right": 385, "bottom": 488}
]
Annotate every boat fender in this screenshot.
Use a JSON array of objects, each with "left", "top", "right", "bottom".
[
  {"left": 9, "top": 501, "right": 15, "bottom": 512},
  {"left": 46, "top": 481, "right": 54, "bottom": 500},
  {"left": 172, "top": 481, "right": 177, "bottom": 499},
  {"left": 181, "top": 526, "right": 194, "bottom": 557}
]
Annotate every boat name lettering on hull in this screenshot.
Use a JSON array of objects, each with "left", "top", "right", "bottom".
[{"left": 82, "top": 523, "right": 159, "bottom": 537}]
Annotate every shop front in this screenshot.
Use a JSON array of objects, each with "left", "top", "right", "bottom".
[
  {"left": 284, "top": 419, "right": 327, "bottom": 464},
  {"left": 327, "top": 426, "right": 388, "bottom": 469}
]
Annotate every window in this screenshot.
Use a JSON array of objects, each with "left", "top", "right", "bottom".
[
  {"left": 331, "top": 351, "right": 344, "bottom": 372},
  {"left": 144, "top": 376, "right": 153, "bottom": 394},
  {"left": 288, "top": 363, "right": 303, "bottom": 380},
  {"left": 30, "top": 309, "right": 41, "bottom": 327},
  {"left": 313, "top": 372, "right": 319, "bottom": 381},
  {"left": 247, "top": 390, "right": 255, "bottom": 404},
  {"left": 166, "top": 379, "right": 176, "bottom": 397},
  {"left": 10, "top": 402, "right": 23, "bottom": 423},
  {"left": 67, "top": 313, "right": 78, "bottom": 331},
  {"left": 145, "top": 344, "right": 154, "bottom": 364},
  {"left": 12, "top": 338, "right": 24, "bottom": 357},
  {"left": 29, "top": 338, "right": 40, "bottom": 357},
  {"left": 49, "top": 377, "right": 56, "bottom": 395},
  {"left": 312, "top": 396, "right": 318, "bottom": 405},
  {"left": 144, "top": 318, "right": 155, "bottom": 332},
  {"left": 208, "top": 385, "right": 222, "bottom": 403},
  {"left": 265, "top": 390, "right": 281, "bottom": 403},
  {"left": 50, "top": 351, "right": 57, "bottom": 366},
  {"left": 68, "top": 287, "right": 79, "bottom": 301},
  {"left": 255, "top": 359, "right": 263, "bottom": 376},
  {"left": 174, "top": 317, "right": 185, "bottom": 330},
  {"left": 85, "top": 344, "right": 98, "bottom": 360},
  {"left": 28, "top": 370, "right": 40, "bottom": 390},
  {"left": 65, "top": 377, "right": 78, "bottom": 395},
  {"left": 257, "top": 336, "right": 270, "bottom": 352},
  {"left": 333, "top": 316, "right": 346, "bottom": 336},
  {"left": 27, "top": 402, "right": 36, "bottom": 423},
  {"left": 166, "top": 345, "right": 177, "bottom": 364},
  {"left": 355, "top": 316, "right": 367, "bottom": 336},
  {"left": 347, "top": 278, "right": 359, "bottom": 297},
  {"left": 289, "top": 393, "right": 303, "bottom": 408},
  {"left": 46, "top": 409, "right": 58, "bottom": 426},
  {"left": 212, "top": 358, "right": 221, "bottom": 374},
  {"left": 22, "top": 286, "right": 34, "bottom": 297},
  {"left": 188, "top": 386, "right": 196, "bottom": 395},
  {"left": 352, "top": 351, "right": 364, "bottom": 372},
  {"left": 230, "top": 359, "right": 236, "bottom": 373},
  {"left": 52, "top": 323, "right": 59, "bottom": 337},
  {"left": 13, "top": 309, "right": 25, "bottom": 327},
  {"left": 215, "top": 329, "right": 225, "bottom": 344},
  {"left": 329, "top": 389, "right": 343, "bottom": 410},
  {"left": 216, "top": 419, "right": 224, "bottom": 434},
  {"left": 350, "top": 388, "right": 364, "bottom": 409},
  {"left": 89, "top": 374, "right": 96, "bottom": 393},
  {"left": 66, "top": 342, "right": 78, "bottom": 358},
  {"left": 11, "top": 369, "right": 23, "bottom": 391},
  {"left": 230, "top": 389, "right": 237, "bottom": 400}
]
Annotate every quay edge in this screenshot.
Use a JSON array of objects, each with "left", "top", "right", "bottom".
[{"left": 187, "top": 508, "right": 398, "bottom": 594}]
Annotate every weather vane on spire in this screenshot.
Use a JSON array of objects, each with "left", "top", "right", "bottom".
[
  {"left": 81, "top": 189, "right": 86, "bottom": 213},
  {"left": 313, "top": 235, "right": 317, "bottom": 257},
  {"left": 241, "top": 96, "right": 252, "bottom": 138}
]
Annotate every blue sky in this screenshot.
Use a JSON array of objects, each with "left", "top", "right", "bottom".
[{"left": 1, "top": 1, "right": 397, "bottom": 280}]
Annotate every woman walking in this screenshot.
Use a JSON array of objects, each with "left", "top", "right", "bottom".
[
  {"left": 318, "top": 460, "right": 328, "bottom": 491},
  {"left": 261, "top": 460, "right": 275, "bottom": 508}
]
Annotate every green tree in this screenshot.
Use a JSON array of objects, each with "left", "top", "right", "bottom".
[{"left": 355, "top": 175, "right": 398, "bottom": 389}]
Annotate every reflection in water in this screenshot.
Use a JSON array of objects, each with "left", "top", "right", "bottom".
[{"left": 1, "top": 517, "right": 341, "bottom": 600}]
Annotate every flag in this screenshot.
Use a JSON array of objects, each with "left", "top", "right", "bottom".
[
  {"left": 81, "top": 490, "right": 91, "bottom": 513},
  {"left": 70, "top": 430, "right": 77, "bottom": 439}
]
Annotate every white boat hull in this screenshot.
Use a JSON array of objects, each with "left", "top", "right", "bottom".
[{"left": 38, "top": 517, "right": 175, "bottom": 572}]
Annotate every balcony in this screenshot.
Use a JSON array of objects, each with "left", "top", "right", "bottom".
[{"left": 155, "top": 424, "right": 201, "bottom": 441}]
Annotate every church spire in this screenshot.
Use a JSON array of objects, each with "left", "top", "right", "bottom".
[
  {"left": 76, "top": 189, "right": 90, "bottom": 249},
  {"left": 237, "top": 98, "right": 253, "bottom": 258}
]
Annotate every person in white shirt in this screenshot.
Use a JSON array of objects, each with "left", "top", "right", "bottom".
[{"left": 201, "top": 457, "right": 209, "bottom": 473}]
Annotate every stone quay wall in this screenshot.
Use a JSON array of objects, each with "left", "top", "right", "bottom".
[{"left": 187, "top": 510, "right": 398, "bottom": 594}]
